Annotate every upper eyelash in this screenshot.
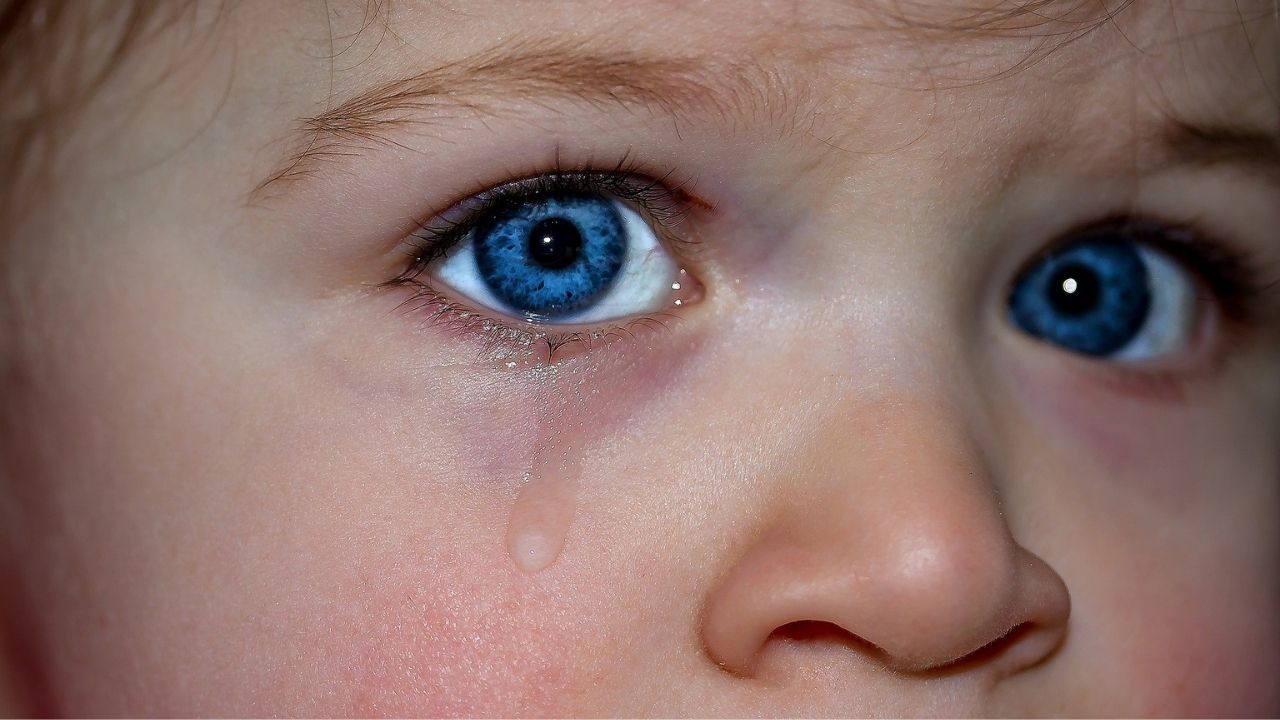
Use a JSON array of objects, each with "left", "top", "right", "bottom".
[
  {"left": 1032, "top": 214, "right": 1274, "bottom": 324},
  {"left": 378, "top": 159, "right": 705, "bottom": 360},
  {"left": 390, "top": 161, "right": 704, "bottom": 285}
]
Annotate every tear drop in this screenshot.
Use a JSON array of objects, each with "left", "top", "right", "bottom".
[{"left": 505, "top": 464, "right": 578, "bottom": 573}]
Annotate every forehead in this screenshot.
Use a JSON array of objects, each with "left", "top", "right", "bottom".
[
  {"left": 362, "top": 1, "right": 1274, "bottom": 90},
  {"left": 305, "top": 0, "right": 1276, "bottom": 145},
  {"left": 241, "top": 0, "right": 1274, "bottom": 195}
]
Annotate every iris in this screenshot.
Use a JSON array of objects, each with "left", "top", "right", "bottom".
[
  {"left": 473, "top": 192, "right": 626, "bottom": 319},
  {"left": 1008, "top": 237, "right": 1153, "bottom": 357}
]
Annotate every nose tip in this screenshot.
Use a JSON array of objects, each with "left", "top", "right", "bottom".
[
  {"left": 697, "top": 396, "right": 1072, "bottom": 680},
  {"left": 868, "top": 537, "right": 1072, "bottom": 673},
  {"left": 700, "top": 517, "right": 1070, "bottom": 676},
  {"left": 860, "top": 523, "right": 1066, "bottom": 672}
]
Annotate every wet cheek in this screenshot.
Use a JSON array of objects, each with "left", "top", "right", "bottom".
[
  {"left": 500, "top": 335, "right": 709, "bottom": 571},
  {"left": 308, "top": 326, "right": 709, "bottom": 712},
  {"left": 217, "top": 391, "right": 602, "bottom": 716},
  {"left": 320, "top": 317, "right": 710, "bottom": 570}
]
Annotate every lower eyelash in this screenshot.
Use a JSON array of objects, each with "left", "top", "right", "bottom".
[{"left": 387, "top": 279, "right": 679, "bottom": 363}]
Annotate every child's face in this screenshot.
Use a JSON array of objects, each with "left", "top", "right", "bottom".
[{"left": 2, "top": 0, "right": 1277, "bottom": 715}]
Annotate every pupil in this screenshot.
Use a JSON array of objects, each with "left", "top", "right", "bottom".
[
  {"left": 1048, "top": 262, "right": 1100, "bottom": 316},
  {"left": 526, "top": 217, "right": 583, "bottom": 270}
]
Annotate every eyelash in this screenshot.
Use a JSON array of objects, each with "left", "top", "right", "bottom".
[
  {"left": 381, "top": 160, "right": 1277, "bottom": 370},
  {"left": 1046, "top": 215, "right": 1271, "bottom": 326},
  {"left": 1009, "top": 213, "right": 1277, "bottom": 397},
  {"left": 1003, "top": 213, "right": 1274, "bottom": 397},
  {"left": 383, "top": 159, "right": 705, "bottom": 361}
]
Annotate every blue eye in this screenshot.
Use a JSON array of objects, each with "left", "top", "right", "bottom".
[
  {"left": 1008, "top": 232, "right": 1197, "bottom": 360},
  {"left": 433, "top": 190, "right": 684, "bottom": 324}
]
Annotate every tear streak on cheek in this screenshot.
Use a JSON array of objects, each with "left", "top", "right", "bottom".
[
  {"left": 500, "top": 334, "right": 708, "bottom": 574},
  {"left": 503, "top": 379, "right": 585, "bottom": 573},
  {"left": 316, "top": 301, "right": 710, "bottom": 576},
  {"left": 337, "top": 336, "right": 708, "bottom": 713}
]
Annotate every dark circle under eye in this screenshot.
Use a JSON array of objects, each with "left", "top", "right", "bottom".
[
  {"left": 1008, "top": 236, "right": 1152, "bottom": 356},
  {"left": 473, "top": 192, "right": 626, "bottom": 318}
]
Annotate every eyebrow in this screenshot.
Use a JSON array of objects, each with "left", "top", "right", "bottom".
[
  {"left": 252, "top": 42, "right": 806, "bottom": 198},
  {"left": 253, "top": 41, "right": 1280, "bottom": 200},
  {"left": 1158, "top": 119, "right": 1280, "bottom": 181},
  {"left": 256, "top": 0, "right": 1127, "bottom": 193}
]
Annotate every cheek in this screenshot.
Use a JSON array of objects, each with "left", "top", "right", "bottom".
[
  {"left": 1043, "top": 499, "right": 1280, "bottom": 716},
  {"left": 1108, "top": 572, "right": 1280, "bottom": 715},
  {"left": 330, "top": 543, "right": 583, "bottom": 716},
  {"left": 7, "top": 261, "right": 673, "bottom": 714},
  {"left": 997, "top": 339, "right": 1280, "bottom": 714},
  {"left": 284, "top": 314, "right": 715, "bottom": 713},
  {"left": 1000, "top": 342, "right": 1269, "bottom": 512},
  {"left": 185, "top": 370, "right": 628, "bottom": 717}
]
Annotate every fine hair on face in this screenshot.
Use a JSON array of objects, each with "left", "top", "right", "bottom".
[{"left": 0, "top": 0, "right": 1278, "bottom": 716}]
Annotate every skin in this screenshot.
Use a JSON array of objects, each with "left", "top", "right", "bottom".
[{"left": 1, "top": 0, "right": 1278, "bottom": 715}]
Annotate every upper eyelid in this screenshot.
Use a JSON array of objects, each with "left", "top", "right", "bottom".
[
  {"left": 431, "top": 171, "right": 700, "bottom": 230},
  {"left": 251, "top": 93, "right": 1280, "bottom": 219},
  {"left": 395, "top": 170, "right": 704, "bottom": 282}
]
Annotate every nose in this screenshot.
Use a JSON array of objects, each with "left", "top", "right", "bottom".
[{"left": 700, "top": 393, "right": 1070, "bottom": 676}]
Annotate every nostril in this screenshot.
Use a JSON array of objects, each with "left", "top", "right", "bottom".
[
  {"left": 915, "top": 620, "right": 1066, "bottom": 680},
  {"left": 740, "top": 621, "right": 891, "bottom": 677},
  {"left": 917, "top": 622, "right": 1034, "bottom": 676},
  {"left": 748, "top": 619, "right": 1066, "bottom": 680},
  {"left": 773, "top": 620, "right": 888, "bottom": 658}
]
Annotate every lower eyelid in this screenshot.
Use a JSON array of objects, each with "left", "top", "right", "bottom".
[
  {"left": 384, "top": 278, "right": 694, "bottom": 367},
  {"left": 1000, "top": 291, "right": 1227, "bottom": 405}
]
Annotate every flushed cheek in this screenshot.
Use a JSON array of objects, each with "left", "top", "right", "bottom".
[
  {"left": 318, "top": 364, "right": 710, "bottom": 715},
  {"left": 207, "top": 389, "right": 603, "bottom": 716},
  {"left": 332, "top": 544, "right": 591, "bottom": 716},
  {"left": 1110, "top": 584, "right": 1280, "bottom": 714},
  {"left": 303, "top": 323, "right": 716, "bottom": 712}
]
